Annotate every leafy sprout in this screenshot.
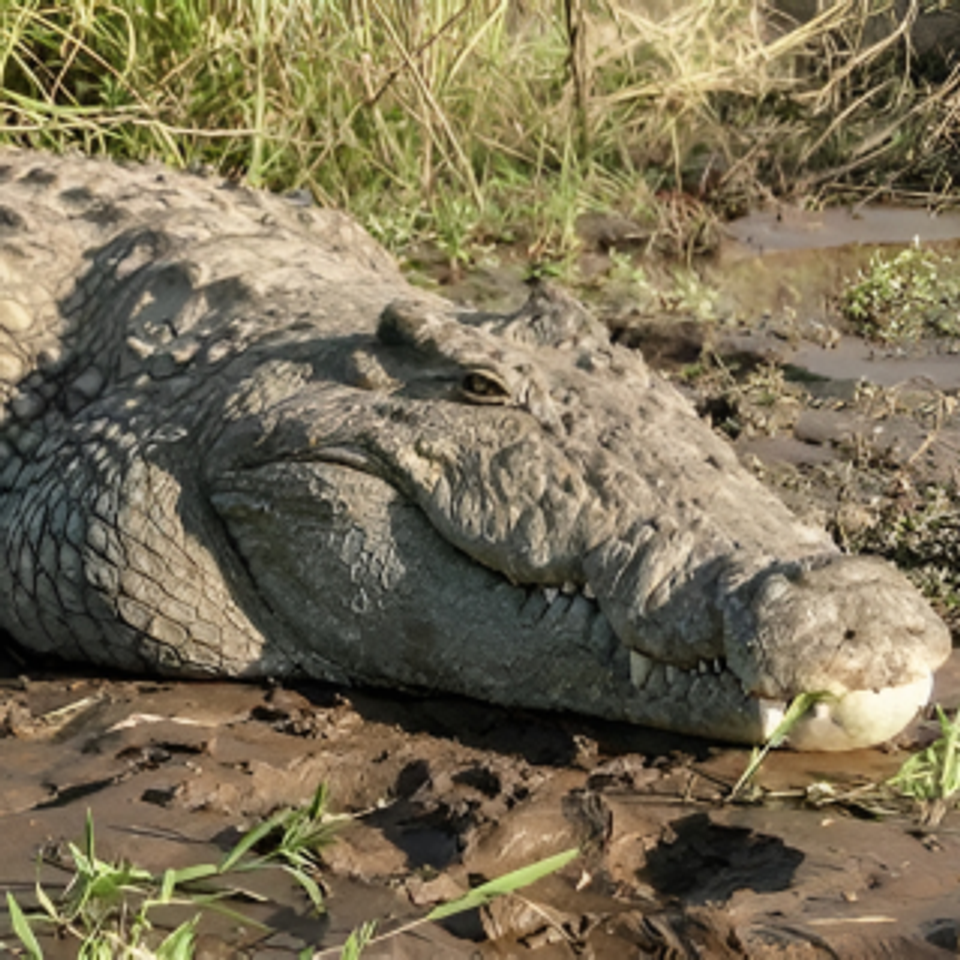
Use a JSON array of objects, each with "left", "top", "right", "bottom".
[
  {"left": 730, "top": 691, "right": 834, "bottom": 801},
  {"left": 842, "top": 246, "right": 960, "bottom": 343},
  {"left": 889, "top": 705, "right": 960, "bottom": 828},
  {"left": 5, "top": 785, "right": 579, "bottom": 960}
]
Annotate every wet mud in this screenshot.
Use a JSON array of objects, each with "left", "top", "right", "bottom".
[
  {"left": 4, "top": 205, "right": 960, "bottom": 958},
  {"left": 1, "top": 657, "right": 959, "bottom": 959}
]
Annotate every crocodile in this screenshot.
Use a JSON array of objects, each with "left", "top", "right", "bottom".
[{"left": 0, "top": 150, "right": 950, "bottom": 749}]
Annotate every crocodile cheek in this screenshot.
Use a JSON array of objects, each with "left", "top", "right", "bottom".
[
  {"left": 782, "top": 674, "right": 934, "bottom": 752},
  {"left": 210, "top": 461, "right": 639, "bottom": 708},
  {"left": 370, "top": 410, "right": 617, "bottom": 586}
]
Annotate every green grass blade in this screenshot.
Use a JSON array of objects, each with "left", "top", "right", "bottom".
[
  {"left": 306, "top": 782, "right": 329, "bottom": 821},
  {"left": 337, "top": 919, "right": 377, "bottom": 960},
  {"left": 281, "top": 864, "right": 325, "bottom": 912},
  {"left": 731, "top": 691, "right": 831, "bottom": 799},
  {"left": 7, "top": 892, "right": 44, "bottom": 960},
  {"left": 155, "top": 916, "right": 199, "bottom": 960},
  {"left": 218, "top": 809, "right": 287, "bottom": 873},
  {"left": 160, "top": 868, "right": 177, "bottom": 903},
  {"left": 425, "top": 847, "right": 579, "bottom": 922},
  {"left": 163, "top": 863, "right": 220, "bottom": 894},
  {"left": 183, "top": 896, "right": 272, "bottom": 932},
  {"left": 83, "top": 808, "right": 96, "bottom": 861},
  {"left": 67, "top": 841, "right": 93, "bottom": 877},
  {"left": 34, "top": 880, "right": 58, "bottom": 922}
]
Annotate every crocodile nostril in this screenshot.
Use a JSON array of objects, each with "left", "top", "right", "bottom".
[{"left": 844, "top": 628, "right": 857, "bottom": 640}]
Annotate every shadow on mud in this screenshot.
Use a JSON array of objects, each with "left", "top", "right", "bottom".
[
  {"left": 640, "top": 812, "right": 804, "bottom": 903},
  {"left": 289, "top": 678, "right": 713, "bottom": 767}
]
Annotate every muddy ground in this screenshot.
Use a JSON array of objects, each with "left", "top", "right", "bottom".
[
  {"left": 1, "top": 655, "right": 959, "bottom": 959},
  {"left": 3, "top": 207, "right": 960, "bottom": 959}
]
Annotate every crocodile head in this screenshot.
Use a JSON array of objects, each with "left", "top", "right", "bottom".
[{"left": 207, "top": 288, "right": 950, "bottom": 750}]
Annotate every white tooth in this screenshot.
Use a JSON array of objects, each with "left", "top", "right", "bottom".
[
  {"left": 630, "top": 651, "right": 653, "bottom": 688},
  {"left": 713, "top": 658, "right": 723, "bottom": 674},
  {"left": 698, "top": 660, "right": 708, "bottom": 674},
  {"left": 582, "top": 582, "right": 596, "bottom": 600},
  {"left": 543, "top": 587, "right": 559, "bottom": 604},
  {"left": 561, "top": 581, "right": 577, "bottom": 595},
  {"left": 665, "top": 665, "right": 677, "bottom": 684}
]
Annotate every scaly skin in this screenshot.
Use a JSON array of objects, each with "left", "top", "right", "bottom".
[{"left": 0, "top": 150, "right": 950, "bottom": 748}]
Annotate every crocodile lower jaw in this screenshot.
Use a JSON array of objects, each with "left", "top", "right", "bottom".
[{"left": 759, "top": 672, "right": 934, "bottom": 752}]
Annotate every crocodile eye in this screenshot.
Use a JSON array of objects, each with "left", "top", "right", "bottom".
[{"left": 460, "top": 370, "right": 510, "bottom": 404}]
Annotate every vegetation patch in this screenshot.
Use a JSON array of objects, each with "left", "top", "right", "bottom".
[
  {"left": 842, "top": 246, "right": 960, "bottom": 342},
  {"left": 848, "top": 483, "right": 960, "bottom": 633},
  {"left": 6, "top": 783, "right": 343, "bottom": 959},
  {"left": 4, "top": 784, "right": 578, "bottom": 959},
  {"left": 889, "top": 705, "right": 960, "bottom": 829}
]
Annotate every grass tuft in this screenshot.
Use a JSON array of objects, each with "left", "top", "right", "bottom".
[
  {"left": 842, "top": 244, "right": 960, "bottom": 342},
  {"left": 890, "top": 705, "right": 960, "bottom": 828},
  {"left": 4, "top": 784, "right": 578, "bottom": 959}
]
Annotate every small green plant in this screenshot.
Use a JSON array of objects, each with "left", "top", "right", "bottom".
[
  {"left": 656, "top": 268, "right": 723, "bottom": 322},
  {"left": 889, "top": 705, "right": 960, "bottom": 828},
  {"left": 7, "top": 808, "right": 203, "bottom": 959},
  {"left": 841, "top": 246, "right": 960, "bottom": 343},
  {"left": 846, "top": 482, "right": 960, "bottom": 634},
  {"left": 5, "top": 786, "right": 578, "bottom": 960},
  {"left": 6, "top": 783, "right": 343, "bottom": 959},
  {"left": 730, "top": 691, "right": 834, "bottom": 800}
]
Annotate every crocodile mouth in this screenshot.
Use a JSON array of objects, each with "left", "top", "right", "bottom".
[
  {"left": 756, "top": 674, "right": 935, "bottom": 751},
  {"left": 627, "top": 650, "right": 935, "bottom": 751}
]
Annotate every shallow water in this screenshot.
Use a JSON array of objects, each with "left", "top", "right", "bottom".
[{"left": 724, "top": 205, "right": 960, "bottom": 253}]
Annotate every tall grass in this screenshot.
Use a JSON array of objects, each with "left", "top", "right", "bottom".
[{"left": 1, "top": 0, "right": 957, "bottom": 257}]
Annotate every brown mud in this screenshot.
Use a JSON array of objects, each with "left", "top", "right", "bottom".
[
  {"left": 4, "top": 206, "right": 960, "bottom": 959},
  {"left": 1, "top": 656, "right": 959, "bottom": 959}
]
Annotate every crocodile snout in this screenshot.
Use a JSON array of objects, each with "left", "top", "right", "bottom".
[{"left": 723, "top": 553, "right": 950, "bottom": 750}]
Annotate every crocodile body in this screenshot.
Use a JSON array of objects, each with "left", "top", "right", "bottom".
[{"left": 0, "top": 151, "right": 950, "bottom": 749}]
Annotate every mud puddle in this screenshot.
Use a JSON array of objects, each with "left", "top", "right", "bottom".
[
  {"left": 1, "top": 656, "right": 959, "bottom": 959},
  {"left": 787, "top": 336, "right": 960, "bottom": 392},
  {"left": 724, "top": 206, "right": 960, "bottom": 254}
]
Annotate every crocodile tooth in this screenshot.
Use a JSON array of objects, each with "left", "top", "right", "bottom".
[
  {"left": 561, "top": 580, "right": 577, "bottom": 595},
  {"left": 582, "top": 582, "right": 596, "bottom": 600},
  {"left": 713, "top": 658, "right": 723, "bottom": 674},
  {"left": 543, "top": 587, "right": 559, "bottom": 604},
  {"left": 665, "top": 665, "right": 677, "bottom": 684},
  {"left": 698, "top": 660, "right": 708, "bottom": 674},
  {"left": 630, "top": 651, "right": 653, "bottom": 688}
]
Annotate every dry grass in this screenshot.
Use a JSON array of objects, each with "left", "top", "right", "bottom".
[{"left": 1, "top": 0, "right": 958, "bottom": 259}]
